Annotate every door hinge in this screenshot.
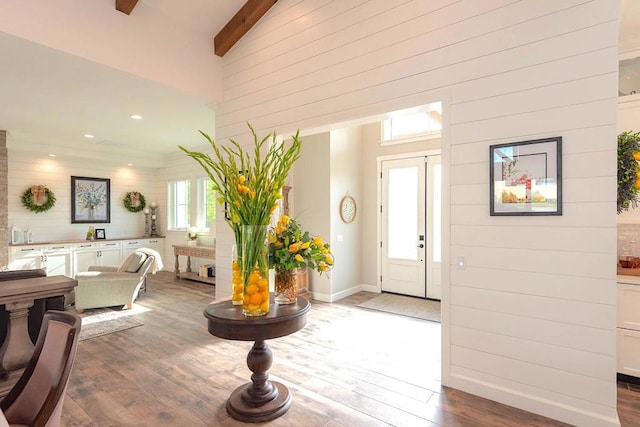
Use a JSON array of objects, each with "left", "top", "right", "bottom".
[
  {"left": 380, "top": 205, "right": 382, "bottom": 213},
  {"left": 380, "top": 241, "right": 382, "bottom": 248}
]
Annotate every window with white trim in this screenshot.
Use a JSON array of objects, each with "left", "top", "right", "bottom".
[
  {"left": 197, "top": 177, "right": 216, "bottom": 232},
  {"left": 168, "top": 179, "right": 190, "bottom": 230}
]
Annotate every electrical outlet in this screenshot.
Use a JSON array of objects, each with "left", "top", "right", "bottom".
[{"left": 457, "top": 256, "right": 466, "bottom": 268}]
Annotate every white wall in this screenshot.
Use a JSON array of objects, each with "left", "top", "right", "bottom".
[
  {"left": 215, "top": 1, "right": 619, "bottom": 425},
  {"left": 291, "top": 132, "right": 331, "bottom": 299},
  {"left": 8, "top": 149, "right": 160, "bottom": 242},
  {"left": 0, "top": 0, "right": 223, "bottom": 101},
  {"left": 329, "top": 127, "right": 362, "bottom": 298}
]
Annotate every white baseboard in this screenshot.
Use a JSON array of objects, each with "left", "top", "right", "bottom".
[
  {"left": 449, "top": 373, "right": 620, "bottom": 427},
  {"left": 310, "top": 283, "right": 377, "bottom": 302},
  {"left": 361, "top": 284, "right": 380, "bottom": 293}
]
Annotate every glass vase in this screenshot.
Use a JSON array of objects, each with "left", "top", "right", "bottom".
[
  {"left": 231, "top": 244, "right": 243, "bottom": 306},
  {"left": 274, "top": 268, "right": 298, "bottom": 304},
  {"left": 241, "top": 225, "right": 270, "bottom": 316}
]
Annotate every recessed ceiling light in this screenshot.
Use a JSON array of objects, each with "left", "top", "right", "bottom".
[
  {"left": 48, "top": 154, "right": 56, "bottom": 157},
  {"left": 84, "top": 134, "right": 94, "bottom": 139},
  {"left": 130, "top": 114, "right": 143, "bottom": 120},
  {"left": 127, "top": 163, "right": 134, "bottom": 166}
]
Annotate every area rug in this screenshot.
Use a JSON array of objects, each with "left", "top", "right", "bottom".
[
  {"left": 357, "top": 293, "right": 441, "bottom": 323},
  {"left": 74, "top": 306, "right": 148, "bottom": 341}
]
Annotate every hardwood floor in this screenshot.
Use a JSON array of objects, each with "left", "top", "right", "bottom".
[{"left": 61, "top": 272, "right": 638, "bottom": 426}]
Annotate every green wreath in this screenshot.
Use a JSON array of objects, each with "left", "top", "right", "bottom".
[
  {"left": 123, "top": 191, "right": 146, "bottom": 212},
  {"left": 21, "top": 186, "right": 56, "bottom": 213},
  {"left": 618, "top": 131, "right": 640, "bottom": 214}
]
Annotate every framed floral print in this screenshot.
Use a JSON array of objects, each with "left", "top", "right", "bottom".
[{"left": 71, "top": 176, "right": 111, "bottom": 223}]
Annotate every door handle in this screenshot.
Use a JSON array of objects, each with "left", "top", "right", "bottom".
[{"left": 418, "top": 244, "right": 424, "bottom": 248}]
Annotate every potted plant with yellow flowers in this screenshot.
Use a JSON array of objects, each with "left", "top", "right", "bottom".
[
  {"left": 179, "top": 123, "right": 301, "bottom": 316},
  {"left": 268, "top": 215, "right": 333, "bottom": 304}
]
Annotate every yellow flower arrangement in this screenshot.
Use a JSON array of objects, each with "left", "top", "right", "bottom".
[
  {"left": 179, "top": 123, "right": 301, "bottom": 315},
  {"left": 268, "top": 215, "right": 333, "bottom": 274}
]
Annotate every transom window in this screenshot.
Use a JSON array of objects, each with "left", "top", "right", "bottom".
[{"left": 382, "top": 102, "right": 442, "bottom": 143}]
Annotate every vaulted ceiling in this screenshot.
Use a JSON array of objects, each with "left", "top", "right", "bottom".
[
  {"left": 0, "top": 0, "right": 276, "bottom": 165},
  {"left": 0, "top": 1, "right": 635, "bottom": 165}
]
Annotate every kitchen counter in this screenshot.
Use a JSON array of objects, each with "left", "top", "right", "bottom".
[
  {"left": 617, "top": 274, "right": 640, "bottom": 285},
  {"left": 8, "top": 236, "right": 165, "bottom": 246}
]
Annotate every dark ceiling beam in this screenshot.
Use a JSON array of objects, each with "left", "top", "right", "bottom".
[
  {"left": 214, "top": 0, "right": 277, "bottom": 57},
  {"left": 116, "top": 0, "right": 139, "bottom": 15}
]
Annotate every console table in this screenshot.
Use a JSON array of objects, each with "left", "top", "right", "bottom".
[
  {"left": 204, "top": 296, "right": 310, "bottom": 422},
  {"left": 173, "top": 244, "right": 216, "bottom": 285}
]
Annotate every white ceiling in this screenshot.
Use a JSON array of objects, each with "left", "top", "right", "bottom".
[
  {"left": 0, "top": 0, "right": 243, "bottom": 163},
  {"left": 0, "top": 2, "right": 637, "bottom": 164}
]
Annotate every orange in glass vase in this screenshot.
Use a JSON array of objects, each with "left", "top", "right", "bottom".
[
  {"left": 231, "top": 249, "right": 243, "bottom": 306},
  {"left": 241, "top": 225, "right": 270, "bottom": 316}
]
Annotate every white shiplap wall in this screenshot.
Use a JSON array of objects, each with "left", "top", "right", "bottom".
[
  {"left": 215, "top": 0, "right": 619, "bottom": 425},
  {"left": 8, "top": 150, "right": 161, "bottom": 243}
]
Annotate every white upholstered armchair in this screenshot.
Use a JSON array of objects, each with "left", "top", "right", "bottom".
[{"left": 74, "top": 248, "right": 163, "bottom": 313}]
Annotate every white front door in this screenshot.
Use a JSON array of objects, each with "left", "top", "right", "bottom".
[{"left": 381, "top": 155, "right": 441, "bottom": 299}]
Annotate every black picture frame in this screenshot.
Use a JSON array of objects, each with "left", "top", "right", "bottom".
[
  {"left": 71, "top": 176, "right": 111, "bottom": 223},
  {"left": 489, "top": 137, "right": 562, "bottom": 216},
  {"left": 95, "top": 228, "right": 106, "bottom": 239}
]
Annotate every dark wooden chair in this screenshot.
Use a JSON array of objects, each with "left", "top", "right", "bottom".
[{"left": 0, "top": 310, "right": 81, "bottom": 426}]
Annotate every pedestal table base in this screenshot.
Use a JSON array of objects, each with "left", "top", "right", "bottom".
[{"left": 226, "top": 340, "right": 291, "bottom": 422}]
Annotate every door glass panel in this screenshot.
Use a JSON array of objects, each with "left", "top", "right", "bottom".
[
  {"left": 388, "top": 167, "right": 418, "bottom": 260},
  {"left": 432, "top": 164, "right": 442, "bottom": 263}
]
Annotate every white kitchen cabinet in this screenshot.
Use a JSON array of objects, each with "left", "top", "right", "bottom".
[
  {"left": 9, "top": 237, "right": 164, "bottom": 277},
  {"left": 73, "top": 241, "right": 122, "bottom": 273},
  {"left": 618, "top": 328, "right": 640, "bottom": 378},
  {"left": 9, "top": 244, "right": 71, "bottom": 276},
  {"left": 617, "top": 280, "right": 640, "bottom": 378},
  {"left": 121, "top": 238, "right": 164, "bottom": 259},
  {"left": 9, "top": 245, "right": 42, "bottom": 270},
  {"left": 121, "top": 239, "right": 144, "bottom": 259},
  {"left": 98, "top": 241, "right": 122, "bottom": 266},
  {"left": 44, "top": 244, "right": 72, "bottom": 276},
  {"left": 144, "top": 238, "right": 164, "bottom": 253}
]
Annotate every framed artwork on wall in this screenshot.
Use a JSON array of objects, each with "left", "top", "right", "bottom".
[
  {"left": 489, "top": 137, "right": 562, "bottom": 216},
  {"left": 71, "top": 176, "right": 111, "bottom": 223}
]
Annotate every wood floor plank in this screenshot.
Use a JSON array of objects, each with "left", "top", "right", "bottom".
[{"left": 57, "top": 272, "right": 640, "bottom": 426}]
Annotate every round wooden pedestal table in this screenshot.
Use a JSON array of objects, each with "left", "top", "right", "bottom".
[{"left": 203, "top": 295, "right": 310, "bottom": 423}]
